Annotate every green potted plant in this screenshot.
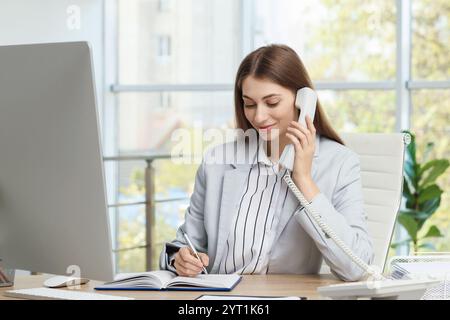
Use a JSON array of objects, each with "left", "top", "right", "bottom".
[{"left": 391, "top": 130, "right": 449, "bottom": 253}]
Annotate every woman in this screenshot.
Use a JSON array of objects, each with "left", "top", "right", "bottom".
[{"left": 160, "top": 44, "right": 373, "bottom": 281}]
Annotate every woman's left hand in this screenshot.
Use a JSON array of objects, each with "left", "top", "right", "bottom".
[{"left": 285, "top": 115, "right": 320, "bottom": 202}]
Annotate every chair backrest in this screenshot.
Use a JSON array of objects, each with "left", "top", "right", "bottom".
[{"left": 340, "top": 132, "right": 407, "bottom": 271}]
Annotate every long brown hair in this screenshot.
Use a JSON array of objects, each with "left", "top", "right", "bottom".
[{"left": 234, "top": 44, "right": 344, "bottom": 145}]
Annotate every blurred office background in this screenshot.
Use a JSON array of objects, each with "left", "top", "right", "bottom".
[{"left": 0, "top": 0, "right": 448, "bottom": 273}]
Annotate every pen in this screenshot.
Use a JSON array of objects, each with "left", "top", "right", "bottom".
[{"left": 182, "top": 231, "right": 208, "bottom": 274}]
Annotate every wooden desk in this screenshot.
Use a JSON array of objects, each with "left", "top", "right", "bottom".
[{"left": 0, "top": 274, "right": 340, "bottom": 300}]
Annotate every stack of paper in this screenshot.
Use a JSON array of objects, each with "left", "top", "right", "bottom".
[{"left": 391, "top": 261, "right": 450, "bottom": 280}]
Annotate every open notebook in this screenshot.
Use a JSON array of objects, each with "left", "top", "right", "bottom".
[{"left": 94, "top": 271, "right": 242, "bottom": 291}]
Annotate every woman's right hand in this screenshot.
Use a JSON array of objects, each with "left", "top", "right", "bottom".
[{"left": 173, "top": 247, "right": 209, "bottom": 277}]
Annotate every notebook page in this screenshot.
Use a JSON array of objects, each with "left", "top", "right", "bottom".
[
  {"left": 103, "top": 270, "right": 176, "bottom": 288},
  {"left": 167, "top": 274, "right": 241, "bottom": 288},
  {"left": 152, "top": 270, "right": 179, "bottom": 287}
]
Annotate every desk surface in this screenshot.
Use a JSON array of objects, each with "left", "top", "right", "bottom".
[{"left": 0, "top": 274, "right": 341, "bottom": 300}]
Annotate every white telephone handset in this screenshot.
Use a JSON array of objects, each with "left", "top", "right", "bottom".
[{"left": 278, "top": 87, "right": 317, "bottom": 171}]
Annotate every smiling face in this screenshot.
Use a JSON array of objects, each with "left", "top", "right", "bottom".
[{"left": 242, "top": 76, "right": 298, "bottom": 144}]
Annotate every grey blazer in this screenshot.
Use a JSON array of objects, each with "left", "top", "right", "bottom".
[{"left": 160, "top": 134, "right": 374, "bottom": 281}]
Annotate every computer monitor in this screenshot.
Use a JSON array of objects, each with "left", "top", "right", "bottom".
[{"left": 0, "top": 42, "right": 114, "bottom": 282}]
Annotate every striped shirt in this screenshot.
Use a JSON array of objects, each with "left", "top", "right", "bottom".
[{"left": 218, "top": 142, "right": 289, "bottom": 275}]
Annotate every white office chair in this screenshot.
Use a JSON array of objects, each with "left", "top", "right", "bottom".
[{"left": 320, "top": 132, "right": 409, "bottom": 274}]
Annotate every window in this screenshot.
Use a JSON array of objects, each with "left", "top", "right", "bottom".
[
  {"left": 254, "top": 0, "right": 396, "bottom": 81},
  {"left": 320, "top": 90, "right": 396, "bottom": 133},
  {"left": 410, "top": 0, "right": 450, "bottom": 251},
  {"left": 157, "top": 35, "right": 171, "bottom": 58},
  {"left": 158, "top": 0, "right": 172, "bottom": 12},
  {"left": 411, "top": 0, "right": 449, "bottom": 80},
  {"left": 160, "top": 92, "right": 171, "bottom": 109},
  {"left": 106, "top": 0, "right": 450, "bottom": 272},
  {"left": 410, "top": 89, "right": 450, "bottom": 251},
  {"left": 118, "top": 0, "right": 242, "bottom": 84}
]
